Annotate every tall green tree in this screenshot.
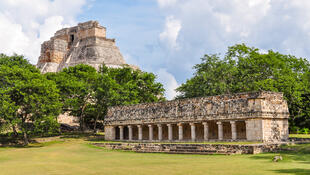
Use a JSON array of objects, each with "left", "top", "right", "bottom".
[
  {"left": 46, "top": 64, "right": 165, "bottom": 131},
  {"left": 177, "top": 44, "right": 310, "bottom": 130},
  {"left": 0, "top": 54, "right": 62, "bottom": 145},
  {"left": 89, "top": 65, "right": 165, "bottom": 131},
  {"left": 45, "top": 64, "right": 97, "bottom": 131}
]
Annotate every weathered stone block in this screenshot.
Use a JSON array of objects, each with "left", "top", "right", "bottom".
[
  {"left": 36, "top": 20, "right": 135, "bottom": 73},
  {"left": 105, "top": 91, "right": 290, "bottom": 142}
]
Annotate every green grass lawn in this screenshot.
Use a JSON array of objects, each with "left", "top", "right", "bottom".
[
  {"left": 289, "top": 134, "right": 310, "bottom": 138},
  {"left": 0, "top": 139, "right": 310, "bottom": 175}
]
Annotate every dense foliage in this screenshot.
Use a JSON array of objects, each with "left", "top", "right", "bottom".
[
  {"left": 88, "top": 65, "right": 165, "bottom": 131},
  {"left": 0, "top": 54, "right": 165, "bottom": 142},
  {"left": 45, "top": 65, "right": 98, "bottom": 131},
  {"left": 0, "top": 54, "right": 62, "bottom": 145},
  {"left": 45, "top": 64, "right": 165, "bottom": 131},
  {"left": 176, "top": 44, "right": 310, "bottom": 131}
]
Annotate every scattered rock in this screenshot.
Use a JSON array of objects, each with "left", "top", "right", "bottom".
[{"left": 273, "top": 155, "right": 283, "bottom": 162}]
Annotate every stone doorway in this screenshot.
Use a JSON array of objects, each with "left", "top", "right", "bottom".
[{"left": 236, "top": 121, "right": 246, "bottom": 139}]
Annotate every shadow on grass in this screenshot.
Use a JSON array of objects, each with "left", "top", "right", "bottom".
[
  {"left": 272, "top": 168, "right": 310, "bottom": 175},
  {"left": 59, "top": 131, "right": 104, "bottom": 141},
  {"left": 1, "top": 131, "right": 103, "bottom": 148},
  {"left": 250, "top": 143, "right": 310, "bottom": 174},
  {"left": 251, "top": 143, "right": 310, "bottom": 161},
  {"left": 0, "top": 140, "right": 65, "bottom": 149},
  {"left": 86, "top": 136, "right": 105, "bottom": 142}
]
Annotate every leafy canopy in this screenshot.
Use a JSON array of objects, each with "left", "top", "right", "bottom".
[
  {"left": 46, "top": 64, "right": 165, "bottom": 130},
  {"left": 0, "top": 54, "right": 62, "bottom": 145},
  {"left": 177, "top": 44, "right": 310, "bottom": 130}
]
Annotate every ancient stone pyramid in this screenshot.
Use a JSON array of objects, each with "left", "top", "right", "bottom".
[{"left": 37, "top": 20, "right": 137, "bottom": 73}]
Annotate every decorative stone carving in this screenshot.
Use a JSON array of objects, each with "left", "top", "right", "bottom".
[
  {"left": 37, "top": 20, "right": 138, "bottom": 73},
  {"left": 104, "top": 91, "right": 290, "bottom": 142}
]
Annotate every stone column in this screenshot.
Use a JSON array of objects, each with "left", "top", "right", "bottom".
[
  {"left": 148, "top": 125, "right": 153, "bottom": 141},
  {"left": 190, "top": 123, "right": 196, "bottom": 141},
  {"left": 202, "top": 122, "right": 209, "bottom": 141},
  {"left": 111, "top": 126, "right": 116, "bottom": 140},
  {"left": 177, "top": 123, "right": 183, "bottom": 141},
  {"left": 167, "top": 124, "right": 173, "bottom": 141},
  {"left": 128, "top": 125, "right": 133, "bottom": 141},
  {"left": 137, "top": 125, "right": 142, "bottom": 141},
  {"left": 157, "top": 124, "right": 163, "bottom": 141},
  {"left": 119, "top": 126, "right": 124, "bottom": 140},
  {"left": 230, "top": 121, "right": 237, "bottom": 140},
  {"left": 217, "top": 121, "right": 223, "bottom": 140}
]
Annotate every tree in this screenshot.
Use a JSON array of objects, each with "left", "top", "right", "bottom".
[
  {"left": 0, "top": 90, "right": 19, "bottom": 134},
  {"left": 45, "top": 64, "right": 97, "bottom": 131},
  {"left": 46, "top": 64, "right": 165, "bottom": 131},
  {"left": 0, "top": 54, "right": 62, "bottom": 145},
  {"left": 176, "top": 44, "right": 310, "bottom": 130},
  {"left": 90, "top": 65, "right": 165, "bottom": 131}
]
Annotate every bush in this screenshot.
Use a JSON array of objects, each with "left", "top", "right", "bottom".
[
  {"left": 298, "top": 128, "right": 310, "bottom": 134},
  {"left": 290, "top": 126, "right": 300, "bottom": 134}
]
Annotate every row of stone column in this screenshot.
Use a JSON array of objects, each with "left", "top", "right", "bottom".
[{"left": 117, "top": 121, "right": 238, "bottom": 141}]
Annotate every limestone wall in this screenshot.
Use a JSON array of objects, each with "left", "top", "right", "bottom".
[
  {"left": 245, "top": 119, "right": 263, "bottom": 141},
  {"left": 57, "top": 113, "right": 79, "bottom": 126},
  {"left": 36, "top": 20, "right": 134, "bottom": 73},
  {"left": 92, "top": 142, "right": 286, "bottom": 154},
  {"left": 105, "top": 91, "right": 289, "bottom": 126},
  {"left": 105, "top": 126, "right": 115, "bottom": 140},
  {"left": 262, "top": 119, "right": 289, "bottom": 142}
]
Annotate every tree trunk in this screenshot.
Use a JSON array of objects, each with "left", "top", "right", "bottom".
[
  {"left": 21, "top": 114, "right": 29, "bottom": 146},
  {"left": 12, "top": 125, "right": 18, "bottom": 137},
  {"left": 23, "top": 132, "right": 29, "bottom": 146},
  {"left": 80, "top": 103, "right": 87, "bottom": 132},
  {"left": 93, "top": 113, "right": 100, "bottom": 133}
]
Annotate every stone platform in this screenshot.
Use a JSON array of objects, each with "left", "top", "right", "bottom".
[
  {"left": 105, "top": 91, "right": 290, "bottom": 143},
  {"left": 91, "top": 142, "right": 285, "bottom": 155}
]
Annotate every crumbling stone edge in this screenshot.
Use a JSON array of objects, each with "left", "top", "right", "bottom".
[{"left": 90, "top": 141, "right": 309, "bottom": 155}]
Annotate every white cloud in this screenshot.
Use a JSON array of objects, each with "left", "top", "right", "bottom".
[
  {"left": 123, "top": 53, "right": 140, "bottom": 67},
  {"left": 0, "top": 13, "right": 30, "bottom": 56},
  {"left": 157, "top": 0, "right": 178, "bottom": 8},
  {"left": 159, "top": 16, "right": 182, "bottom": 50},
  {"left": 154, "top": 0, "right": 310, "bottom": 85},
  {"left": 156, "top": 68, "right": 179, "bottom": 100},
  {"left": 0, "top": 0, "right": 87, "bottom": 64}
]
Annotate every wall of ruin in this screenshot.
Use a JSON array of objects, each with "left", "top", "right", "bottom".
[
  {"left": 105, "top": 126, "right": 115, "bottom": 140},
  {"left": 92, "top": 142, "right": 286, "bottom": 154},
  {"left": 105, "top": 91, "right": 289, "bottom": 126},
  {"left": 262, "top": 119, "right": 289, "bottom": 141},
  {"left": 245, "top": 119, "right": 264, "bottom": 141},
  {"left": 241, "top": 118, "right": 289, "bottom": 142},
  {"left": 36, "top": 20, "right": 134, "bottom": 73}
]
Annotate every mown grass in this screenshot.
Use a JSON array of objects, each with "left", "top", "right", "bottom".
[
  {"left": 0, "top": 138, "right": 310, "bottom": 175},
  {"left": 289, "top": 134, "right": 310, "bottom": 138}
]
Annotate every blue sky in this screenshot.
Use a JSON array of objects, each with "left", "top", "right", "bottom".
[{"left": 1, "top": 0, "right": 310, "bottom": 99}]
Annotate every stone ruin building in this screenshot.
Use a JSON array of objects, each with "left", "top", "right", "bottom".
[
  {"left": 104, "top": 91, "right": 289, "bottom": 142},
  {"left": 36, "top": 20, "right": 136, "bottom": 73},
  {"left": 36, "top": 20, "right": 138, "bottom": 126}
]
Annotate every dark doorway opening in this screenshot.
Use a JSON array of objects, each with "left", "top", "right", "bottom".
[{"left": 70, "top": 35, "right": 74, "bottom": 42}]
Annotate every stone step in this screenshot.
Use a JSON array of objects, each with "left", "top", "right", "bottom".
[
  {"left": 169, "top": 149, "right": 216, "bottom": 153},
  {"left": 135, "top": 150, "right": 230, "bottom": 155},
  {"left": 167, "top": 151, "right": 228, "bottom": 155},
  {"left": 173, "top": 146, "right": 202, "bottom": 150}
]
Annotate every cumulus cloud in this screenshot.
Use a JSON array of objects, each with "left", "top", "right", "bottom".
[
  {"left": 157, "top": 0, "right": 178, "bottom": 8},
  {"left": 156, "top": 68, "right": 179, "bottom": 100},
  {"left": 156, "top": 0, "right": 310, "bottom": 77},
  {"left": 159, "top": 16, "right": 182, "bottom": 50},
  {"left": 0, "top": 0, "right": 86, "bottom": 64},
  {"left": 153, "top": 0, "right": 310, "bottom": 89},
  {"left": 123, "top": 53, "right": 140, "bottom": 68}
]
